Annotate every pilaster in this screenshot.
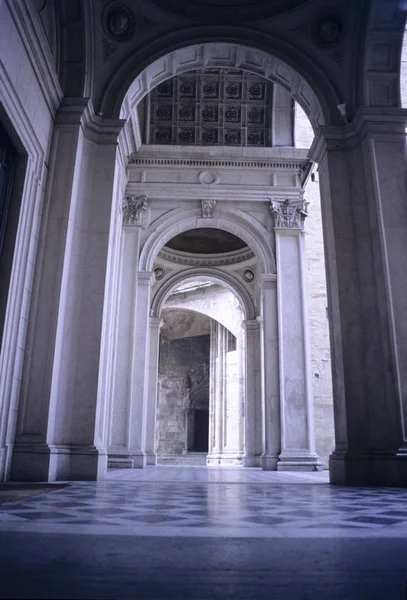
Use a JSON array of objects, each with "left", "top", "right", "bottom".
[
  {"left": 271, "top": 199, "right": 320, "bottom": 471},
  {"left": 12, "top": 99, "right": 124, "bottom": 481}
]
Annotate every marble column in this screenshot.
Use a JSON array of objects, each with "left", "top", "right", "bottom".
[
  {"left": 271, "top": 200, "right": 320, "bottom": 471},
  {"left": 11, "top": 100, "right": 124, "bottom": 481},
  {"left": 310, "top": 107, "right": 407, "bottom": 484},
  {"left": 207, "top": 320, "right": 242, "bottom": 465},
  {"left": 259, "top": 275, "right": 280, "bottom": 470},
  {"left": 207, "top": 320, "right": 226, "bottom": 464},
  {"left": 242, "top": 320, "right": 262, "bottom": 467},
  {"left": 144, "top": 317, "right": 162, "bottom": 465}
]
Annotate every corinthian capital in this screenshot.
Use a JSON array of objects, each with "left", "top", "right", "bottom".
[
  {"left": 270, "top": 198, "right": 308, "bottom": 230},
  {"left": 122, "top": 194, "right": 147, "bottom": 226}
]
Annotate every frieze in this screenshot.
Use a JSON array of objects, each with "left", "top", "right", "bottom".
[{"left": 157, "top": 247, "right": 255, "bottom": 267}]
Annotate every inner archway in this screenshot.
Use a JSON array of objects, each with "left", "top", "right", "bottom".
[{"left": 156, "top": 278, "right": 244, "bottom": 466}]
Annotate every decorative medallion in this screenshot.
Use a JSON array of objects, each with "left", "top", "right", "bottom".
[
  {"left": 179, "top": 81, "right": 196, "bottom": 97},
  {"left": 156, "top": 105, "right": 172, "bottom": 120},
  {"left": 225, "top": 106, "right": 241, "bottom": 122},
  {"left": 202, "top": 106, "right": 218, "bottom": 121},
  {"left": 225, "top": 82, "right": 241, "bottom": 99},
  {"left": 102, "top": 2, "right": 136, "bottom": 42},
  {"left": 247, "top": 107, "right": 263, "bottom": 123},
  {"left": 243, "top": 269, "right": 255, "bottom": 283},
  {"left": 201, "top": 129, "right": 218, "bottom": 144},
  {"left": 224, "top": 129, "right": 241, "bottom": 145},
  {"left": 311, "top": 10, "right": 344, "bottom": 49},
  {"left": 178, "top": 128, "right": 195, "bottom": 143},
  {"left": 179, "top": 105, "right": 195, "bottom": 120},
  {"left": 199, "top": 171, "right": 219, "bottom": 185},
  {"left": 247, "top": 130, "right": 263, "bottom": 145},
  {"left": 203, "top": 82, "right": 218, "bottom": 98},
  {"left": 156, "top": 81, "right": 173, "bottom": 97},
  {"left": 102, "top": 1, "right": 156, "bottom": 42},
  {"left": 248, "top": 83, "right": 264, "bottom": 99},
  {"left": 155, "top": 128, "right": 171, "bottom": 143},
  {"left": 154, "top": 265, "right": 165, "bottom": 280},
  {"left": 145, "top": 0, "right": 310, "bottom": 24}
]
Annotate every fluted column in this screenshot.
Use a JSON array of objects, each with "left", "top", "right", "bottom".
[
  {"left": 259, "top": 275, "right": 280, "bottom": 470},
  {"left": 242, "top": 320, "right": 262, "bottom": 467},
  {"left": 144, "top": 317, "right": 162, "bottom": 465}
]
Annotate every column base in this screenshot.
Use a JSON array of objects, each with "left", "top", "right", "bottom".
[
  {"left": 0, "top": 445, "right": 11, "bottom": 481},
  {"left": 11, "top": 443, "right": 107, "bottom": 481},
  {"left": 260, "top": 454, "right": 279, "bottom": 470},
  {"left": 108, "top": 447, "right": 134, "bottom": 469},
  {"left": 144, "top": 451, "right": 157, "bottom": 466},
  {"left": 207, "top": 451, "right": 243, "bottom": 466},
  {"left": 242, "top": 454, "right": 261, "bottom": 467},
  {"left": 130, "top": 452, "right": 146, "bottom": 468},
  {"left": 330, "top": 450, "right": 407, "bottom": 486},
  {"left": 277, "top": 451, "right": 322, "bottom": 472}
]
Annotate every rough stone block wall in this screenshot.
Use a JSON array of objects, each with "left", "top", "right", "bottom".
[
  {"left": 295, "top": 102, "right": 335, "bottom": 468},
  {"left": 157, "top": 334, "right": 210, "bottom": 455},
  {"left": 304, "top": 174, "right": 335, "bottom": 468}
]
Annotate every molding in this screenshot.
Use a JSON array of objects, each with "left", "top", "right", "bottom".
[
  {"left": 129, "top": 155, "right": 305, "bottom": 170},
  {"left": 157, "top": 246, "right": 255, "bottom": 267}
]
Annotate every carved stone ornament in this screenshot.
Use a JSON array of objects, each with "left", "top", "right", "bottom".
[
  {"left": 201, "top": 199, "right": 216, "bottom": 219},
  {"left": 270, "top": 199, "right": 308, "bottom": 229},
  {"left": 122, "top": 194, "right": 147, "bottom": 226}
]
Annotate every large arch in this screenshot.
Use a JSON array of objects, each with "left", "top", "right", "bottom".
[
  {"left": 140, "top": 208, "right": 276, "bottom": 275},
  {"left": 101, "top": 35, "right": 341, "bottom": 127}
]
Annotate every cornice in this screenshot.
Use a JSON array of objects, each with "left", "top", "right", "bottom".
[
  {"left": 309, "top": 106, "right": 407, "bottom": 161},
  {"left": 56, "top": 98, "right": 125, "bottom": 143},
  {"left": 125, "top": 184, "right": 302, "bottom": 201},
  {"left": 157, "top": 246, "right": 255, "bottom": 267}
]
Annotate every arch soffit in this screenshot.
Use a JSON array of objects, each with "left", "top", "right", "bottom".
[
  {"left": 140, "top": 208, "right": 276, "bottom": 275},
  {"left": 361, "top": 0, "right": 406, "bottom": 111},
  {"left": 101, "top": 34, "right": 340, "bottom": 128},
  {"left": 151, "top": 268, "right": 256, "bottom": 322},
  {"left": 58, "top": 0, "right": 93, "bottom": 98}
]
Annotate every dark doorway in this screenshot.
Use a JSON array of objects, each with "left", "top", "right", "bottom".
[{"left": 193, "top": 410, "right": 209, "bottom": 452}]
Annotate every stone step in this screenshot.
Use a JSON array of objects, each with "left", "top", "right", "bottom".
[{"left": 157, "top": 452, "right": 208, "bottom": 466}]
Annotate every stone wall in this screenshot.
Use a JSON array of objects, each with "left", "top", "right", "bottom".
[
  {"left": 304, "top": 173, "right": 335, "bottom": 467},
  {"left": 157, "top": 334, "right": 210, "bottom": 456}
]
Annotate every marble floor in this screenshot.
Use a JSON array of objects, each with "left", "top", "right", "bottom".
[{"left": 1, "top": 466, "right": 407, "bottom": 599}]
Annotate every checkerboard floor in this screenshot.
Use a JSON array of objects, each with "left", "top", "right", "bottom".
[{"left": 1, "top": 466, "right": 407, "bottom": 538}]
